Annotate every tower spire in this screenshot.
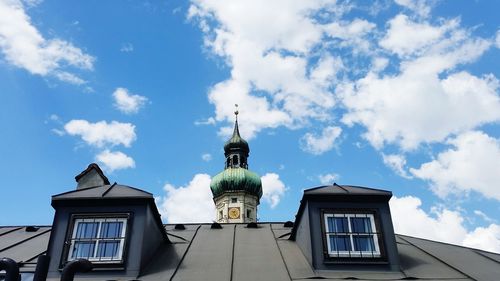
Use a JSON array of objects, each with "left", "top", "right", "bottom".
[{"left": 232, "top": 104, "right": 241, "bottom": 138}]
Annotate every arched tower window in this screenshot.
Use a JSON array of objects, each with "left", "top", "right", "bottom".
[{"left": 233, "top": 155, "right": 239, "bottom": 166}]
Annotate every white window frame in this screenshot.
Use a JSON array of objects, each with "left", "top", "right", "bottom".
[
  {"left": 67, "top": 217, "right": 127, "bottom": 263},
  {"left": 324, "top": 213, "right": 381, "bottom": 258}
]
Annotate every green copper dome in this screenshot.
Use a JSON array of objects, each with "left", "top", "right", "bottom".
[{"left": 210, "top": 167, "right": 262, "bottom": 199}]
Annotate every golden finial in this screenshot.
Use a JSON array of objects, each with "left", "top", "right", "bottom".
[{"left": 234, "top": 104, "right": 239, "bottom": 120}]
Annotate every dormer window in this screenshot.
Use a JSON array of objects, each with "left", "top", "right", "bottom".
[
  {"left": 67, "top": 215, "right": 128, "bottom": 263},
  {"left": 323, "top": 212, "right": 381, "bottom": 258}
]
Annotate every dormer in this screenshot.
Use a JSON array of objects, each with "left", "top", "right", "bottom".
[
  {"left": 290, "top": 183, "right": 399, "bottom": 271},
  {"left": 46, "top": 163, "right": 170, "bottom": 280}
]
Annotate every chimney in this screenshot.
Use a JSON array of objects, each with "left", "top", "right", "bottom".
[{"left": 74, "top": 163, "right": 110, "bottom": 189}]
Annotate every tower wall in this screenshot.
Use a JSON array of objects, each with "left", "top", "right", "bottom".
[{"left": 215, "top": 192, "right": 258, "bottom": 223}]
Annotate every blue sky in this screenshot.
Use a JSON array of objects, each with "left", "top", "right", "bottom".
[{"left": 0, "top": 0, "right": 499, "bottom": 252}]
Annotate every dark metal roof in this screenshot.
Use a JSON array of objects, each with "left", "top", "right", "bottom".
[
  {"left": 52, "top": 183, "right": 152, "bottom": 201},
  {"left": 1, "top": 224, "right": 499, "bottom": 281},
  {"left": 304, "top": 183, "right": 393, "bottom": 197}
]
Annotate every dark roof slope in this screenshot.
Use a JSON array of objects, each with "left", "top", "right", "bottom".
[
  {"left": 304, "top": 183, "right": 392, "bottom": 197},
  {"left": 52, "top": 183, "right": 152, "bottom": 201},
  {"left": 1, "top": 223, "right": 499, "bottom": 281}
]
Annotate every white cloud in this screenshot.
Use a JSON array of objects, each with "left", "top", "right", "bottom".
[
  {"left": 120, "top": 42, "right": 134, "bottom": 52},
  {"left": 112, "top": 87, "right": 148, "bottom": 114},
  {"left": 394, "top": 0, "right": 432, "bottom": 18},
  {"left": 54, "top": 71, "right": 86, "bottom": 85},
  {"left": 190, "top": 0, "right": 498, "bottom": 155},
  {"left": 261, "top": 173, "right": 286, "bottom": 208},
  {"left": 410, "top": 131, "right": 500, "bottom": 200},
  {"left": 324, "top": 18, "right": 376, "bottom": 54},
  {"left": 382, "top": 153, "right": 412, "bottom": 179},
  {"left": 194, "top": 117, "right": 216, "bottom": 126},
  {"left": 318, "top": 173, "right": 339, "bottom": 185},
  {"left": 0, "top": 0, "right": 94, "bottom": 83},
  {"left": 379, "top": 14, "right": 452, "bottom": 57},
  {"left": 300, "top": 126, "right": 342, "bottom": 155},
  {"left": 158, "top": 174, "right": 215, "bottom": 223},
  {"left": 96, "top": 150, "right": 135, "bottom": 172},
  {"left": 339, "top": 11, "right": 497, "bottom": 151},
  {"left": 496, "top": 30, "right": 500, "bottom": 48},
  {"left": 201, "top": 153, "right": 212, "bottom": 162},
  {"left": 64, "top": 120, "right": 136, "bottom": 148},
  {"left": 21, "top": 0, "right": 42, "bottom": 8},
  {"left": 474, "top": 210, "right": 496, "bottom": 223},
  {"left": 463, "top": 224, "right": 500, "bottom": 253},
  {"left": 51, "top": 128, "right": 65, "bottom": 136},
  {"left": 341, "top": 69, "right": 499, "bottom": 150},
  {"left": 390, "top": 196, "right": 500, "bottom": 253},
  {"left": 189, "top": 0, "right": 348, "bottom": 138}
]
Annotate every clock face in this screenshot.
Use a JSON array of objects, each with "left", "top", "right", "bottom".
[{"left": 228, "top": 207, "right": 240, "bottom": 219}]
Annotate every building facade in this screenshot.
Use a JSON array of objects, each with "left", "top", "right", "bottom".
[{"left": 1, "top": 117, "right": 499, "bottom": 280}]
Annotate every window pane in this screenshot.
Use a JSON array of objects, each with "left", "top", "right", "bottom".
[
  {"left": 72, "top": 242, "right": 95, "bottom": 258},
  {"left": 327, "top": 217, "right": 348, "bottom": 233},
  {"left": 329, "top": 235, "right": 351, "bottom": 252},
  {"left": 97, "top": 241, "right": 121, "bottom": 258},
  {"left": 75, "top": 222, "right": 99, "bottom": 238},
  {"left": 350, "top": 217, "right": 372, "bottom": 233},
  {"left": 353, "top": 235, "right": 375, "bottom": 251},
  {"left": 100, "top": 222, "right": 123, "bottom": 238}
]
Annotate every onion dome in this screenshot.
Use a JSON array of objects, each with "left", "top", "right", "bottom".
[
  {"left": 210, "top": 167, "right": 263, "bottom": 199},
  {"left": 223, "top": 119, "right": 249, "bottom": 157}
]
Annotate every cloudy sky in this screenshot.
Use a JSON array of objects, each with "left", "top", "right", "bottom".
[{"left": 0, "top": 0, "right": 499, "bottom": 252}]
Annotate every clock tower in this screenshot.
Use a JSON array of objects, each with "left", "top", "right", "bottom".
[{"left": 210, "top": 107, "right": 262, "bottom": 223}]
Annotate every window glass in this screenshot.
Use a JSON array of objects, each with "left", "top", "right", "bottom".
[
  {"left": 329, "top": 235, "right": 351, "bottom": 252},
  {"left": 97, "top": 241, "right": 121, "bottom": 258},
  {"left": 72, "top": 242, "right": 95, "bottom": 258},
  {"left": 327, "top": 217, "right": 348, "bottom": 233},
  {"left": 68, "top": 217, "right": 127, "bottom": 263},
  {"left": 75, "top": 222, "right": 98, "bottom": 238},
  {"left": 100, "top": 222, "right": 123, "bottom": 238},
  {"left": 324, "top": 213, "right": 380, "bottom": 258},
  {"left": 353, "top": 235, "right": 375, "bottom": 252},
  {"left": 351, "top": 217, "right": 372, "bottom": 233}
]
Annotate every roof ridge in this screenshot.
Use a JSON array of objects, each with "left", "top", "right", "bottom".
[
  {"left": 341, "top": 184, "right": 393, "bottom": 193},
  {"left": 51, "top": 185, "right": 103, "bottom": 197},
  {"left": 115, "top": 183, "right": 153, "bottom": 196},
  {"left": 334, "top": 183, "right": 349, "bottom": 193},
  {"left": 396, "top": 234, "right": 500, "bottom": 256},
  {"left": 102, "top": 182, "right": 118, "bottom": 197},
  {"left": 397, "top": 235, "right": 476, "bottom": 280}
]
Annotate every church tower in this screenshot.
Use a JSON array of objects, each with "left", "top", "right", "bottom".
[{"left": 210, "top": 107, "right": 262, "bottom": 223}]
